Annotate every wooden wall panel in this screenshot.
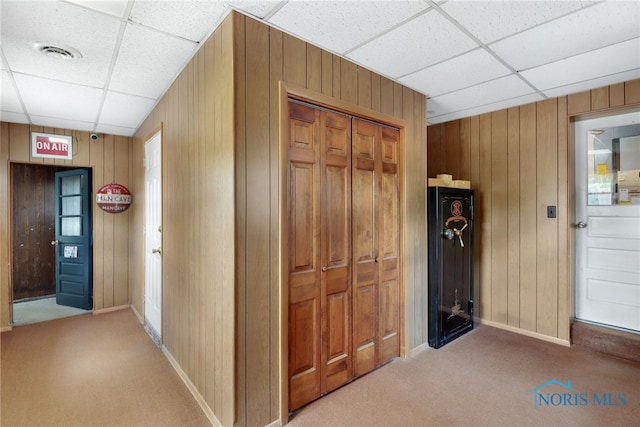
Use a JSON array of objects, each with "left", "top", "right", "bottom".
[
  {"left": 478, "top": 114, "right": 492, "bottom": 319},
  {"left": 556, "top": 96, "right": 570, "bottom": 341},
  {"left": 506, "top": 108, "right": 520, "bottom": 328},
  {"left": 232, "top": 13, "right": 425, "bottom": 426},
  {"left": 0, "top": 123, "right": 130, "bottom": 328},
  {"left": 519, "top": 103, "right": 537, "bottom": 332},
  {"left": 490, "top": 110, "right": 508, "bottom": 324},
  {"left": 426, "top": 78, "right": 640, "bottom": 342},
  {"left": 130, "top": 16, "right": 236, "bottom": 427},
  {"left": 536, "top": 99, "right": 558, "bottom": 338}
]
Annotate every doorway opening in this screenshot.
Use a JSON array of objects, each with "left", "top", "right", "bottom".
[
  {"left": 574, "top": 110, "right": 640, "bottom": 334},
  {"left": 11, "top": 163, "right": 92, "bottom": 326}
]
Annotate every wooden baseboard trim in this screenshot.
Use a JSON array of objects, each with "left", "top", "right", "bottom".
[
  {"left": 0, "top": 325, "right": 13, "bottom": 333},
  {"left": 265, "top": 419, "right": 282, "bottom": 427},
  {"left": 476, "top": 318, "right": 571, "bottom": 347},
  {"left": 162, "top": 346, "right": 222, "bottom": 427},
  {"left": 93, "top": 305, "right": 130, "bottom": 316},
  {"left": 130, "top": 305, "right": 144, "bottom": 324}
]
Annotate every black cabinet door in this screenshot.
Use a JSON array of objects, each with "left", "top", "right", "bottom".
[{"left": 428, "top": 187, "right": 474, "bottom": 348}]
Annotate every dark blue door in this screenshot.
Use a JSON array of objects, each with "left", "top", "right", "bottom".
[{"left": 53, "top": 169, "right": 92, "bottom": 310}]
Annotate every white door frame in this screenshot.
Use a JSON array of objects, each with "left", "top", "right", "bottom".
[
  {"left": 144, "top": 130, "right": 163, "bottom": 342},
  {"left": 574, "top": 111, "right": 640, "bottom": 332}
]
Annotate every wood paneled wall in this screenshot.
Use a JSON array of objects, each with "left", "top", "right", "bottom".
[
  {"left": 0, "top": 122, "right": 130, "bottom": 329},
  {"left": 426, "top": 79, "right": 640, "bottom": 342},
  {"left": 132, "top": 11, "right": 427, "bottom": 427},
  {"left": 132, "top": 15, "right": 236, "bottom": 427},
  {"left": 233, "top": 13, "right": 426, "bottom": 427}
]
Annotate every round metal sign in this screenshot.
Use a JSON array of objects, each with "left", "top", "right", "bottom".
[{"left": 96, "top": 183, "right": 132, "bottom": 213}]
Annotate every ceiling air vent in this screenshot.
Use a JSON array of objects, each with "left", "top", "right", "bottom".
[{"left": 33, "top": 42, "right": 82, "bottom": 60}]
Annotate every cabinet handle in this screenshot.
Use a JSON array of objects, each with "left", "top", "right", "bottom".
[
  {"left": 321, "top": 265, "right": 327, "bottom": 272},
  {"left": 50, "top": 240, "right": 59, "bottom": 246}
]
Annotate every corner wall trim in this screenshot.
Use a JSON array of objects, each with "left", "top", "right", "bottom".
[
  {"left": 476, "top": 318, "right": 571, "bottom": 347},
  {"left": 162, "top": 346, "right": 222, "bottom": 427}
]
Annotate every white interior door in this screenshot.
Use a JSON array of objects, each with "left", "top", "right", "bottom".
[
  {"left": 145, "top": 132, "right": 162, "bottom": 340},
  {"left": 575, "top": 111, "right": 640, "bottom": 332}
]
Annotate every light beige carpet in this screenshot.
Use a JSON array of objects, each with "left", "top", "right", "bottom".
[
  {"left": 288, "top": 325, "right": 640, "bottom": 427},
  {"left": 1, "top": 309, "right": 209, "bottom": 427}
]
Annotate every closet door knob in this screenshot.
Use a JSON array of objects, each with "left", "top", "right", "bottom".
[{"left": 321, "top": 265, "right": 328, "bottom": 272}]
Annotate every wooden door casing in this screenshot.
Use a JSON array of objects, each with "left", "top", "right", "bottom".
[{"left": 288, "top": 101, "right": 399, "bottom": 411}]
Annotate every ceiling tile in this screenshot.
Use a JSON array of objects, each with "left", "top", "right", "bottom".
[
  {"left": 65, "top": 0, "right": 131, "bottom": 19},
  {"left": 29, "top": 115, "right": 95, "bottom": 132},
  {"left": 0, "top": 111, "right": 29, "bottom": 124},
  {"left": 1, "top": 1, "right": 122, "bottom": 88},
  {"left": 129, "top": 1, "right": 229, "bottom": 42},
  {"left": 99, "top": 91, "right": 156, "bottom": 129},
  {"left": 491, "top": 1, "right": 640, "bottom": 71},
  {"left": 428, "top": 92, "right": 544, "bottom": 125},
  {"left": 399, "top": 48, "right": 512, "bottom": 97},
  {"left": 348, "top": 9, "right": 478, "bottom": 78},
  {"left": 108, "top": 24, "right": 198, "bottom": 98},
  {"left": 521, "top": 38, "right": 640, "bottom": 91},
  {"left": 1, "top": 70, "right": 23, "bottom": 113},
  {"left": 440, "top": 0, "right": 594, "bottom": 44},
  {"left": 229, "top": 0, "right": 284, "bottom": 19},
  {"left": 427, "top": 74, "right": 537, "bottom": 117},
  {"left": 267, "top": 1, "right": 429, "bottom": 54},
  {"left": 14, "top": 74, "right": 103, "bottom": 122},
  {"left": 542, "top": 69, "right": 640, "bottom": 98},
  {"left": 95, "top": 123, "right": 136, "bottom": 137}
]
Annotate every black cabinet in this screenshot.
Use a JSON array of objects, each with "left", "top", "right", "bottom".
[{"left": 428, "top": 187, "right": 474, "bottom": 348}]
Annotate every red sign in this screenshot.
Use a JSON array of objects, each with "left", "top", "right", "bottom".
[
  {"left": 96, "top": 184, "right": 132, "bottom": 213},
  {"left": 31, "top": 132, "right": 73, "bottom": 159}
]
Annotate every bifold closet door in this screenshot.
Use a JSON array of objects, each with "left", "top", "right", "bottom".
[
  {"left": 352, "top": 118, "right": 400, "bottom": 376},
  {"left": 288, "top": 101, "right": 352, "bottom": 411}
]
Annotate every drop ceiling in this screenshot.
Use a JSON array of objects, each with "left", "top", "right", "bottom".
[{"left": 1, "top": 0, "right": 639, "bottom": 137}]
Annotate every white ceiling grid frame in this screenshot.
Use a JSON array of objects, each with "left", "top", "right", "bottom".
[
  {"left": 347, "top": 8, "right": 479, "bottom": 78},
  {"left": 1, "top": 1, "right": 122, "bottom": 88},
  {"left": 399, "top": 47, "right": 512, "bottom": 97},
  {"left": 267, "top": 0, "right": 430, "bottom": 54},
  {"left": 490, "top": 0, "right": 640, "bottom": 71}
]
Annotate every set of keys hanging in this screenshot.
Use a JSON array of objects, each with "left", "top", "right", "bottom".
[{"left": 442, "top": 221, "right": 467, "bottom": 247}]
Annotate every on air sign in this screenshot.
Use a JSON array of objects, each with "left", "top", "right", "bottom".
[
  {"left": 96, "top": 183, "right": 132, "bottom": 213},
  {"left": 31, "top": 132, "right": 73, "bottom": 160}
]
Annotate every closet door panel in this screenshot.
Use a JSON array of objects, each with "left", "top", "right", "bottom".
[
  {"left": 288, "top": 102, "right": 321, "bottom": 410},
  {"left": 320, "top": 110, "right": 352, "bottom": 393},
  {"left": 379, "top": 127, "right": 400, "bottom": 365},
  {"left": 352, "top": 119, "right": 379, "bottom": 376}
]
